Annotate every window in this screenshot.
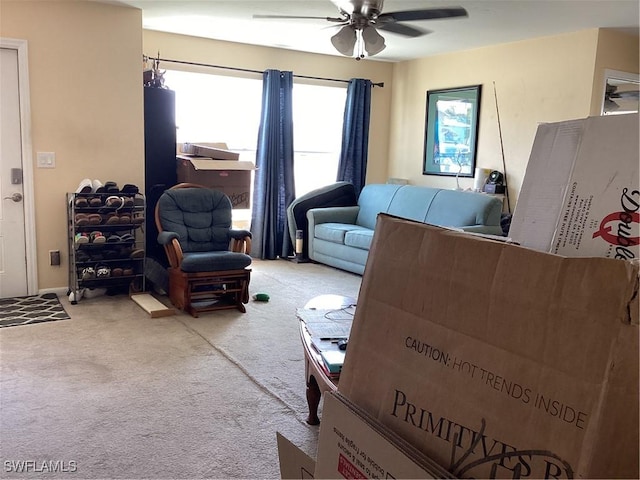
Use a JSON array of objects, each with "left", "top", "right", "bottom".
[
  {"left": 163, "top": 71, "right": 262, "bottom": 160},
  {"left": 163, "top": 70, "right": 346, "bottom": 199},
  {"left": 292, "top": 83, "right": 346, "bottom": 196}
]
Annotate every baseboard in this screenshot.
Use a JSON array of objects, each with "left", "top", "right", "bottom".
[{"left": 38, "top": 286, "right": 68, "bottom": 297}]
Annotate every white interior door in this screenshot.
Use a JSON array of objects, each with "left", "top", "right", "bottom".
[{"left": 1, "top": 41, "right": 35, "bottom": 297}]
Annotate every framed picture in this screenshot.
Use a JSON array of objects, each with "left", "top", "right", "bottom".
[{"left": 423, "top": 85, "right": 482, "bottom": 177}]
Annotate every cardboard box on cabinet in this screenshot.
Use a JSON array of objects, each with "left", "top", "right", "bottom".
[
  {"left": 180, "top": 142, "right": 240, "bottom": 160},
  {"left": 338, "top": 214, "right": 639, "bottom": 479},
  {"left": 510, "top": 114, "right": 639, "bottom": 259},
  {"left": 176, "top": 154, "right": 255, "bottom": 209}
]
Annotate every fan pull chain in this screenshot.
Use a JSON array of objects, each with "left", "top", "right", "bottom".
[{"left": 355, "top": 30, "right": 365, "bottom": 61}]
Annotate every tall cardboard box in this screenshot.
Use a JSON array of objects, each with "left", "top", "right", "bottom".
[
  {"left": 176, "top": 155, "right": 255, "bottom": 209},
  {"left": 339, "top": 215, "right": 639, "bottom": 479},
  {"left": 510, "top": 114, "right": 639, "bottom": 259}
]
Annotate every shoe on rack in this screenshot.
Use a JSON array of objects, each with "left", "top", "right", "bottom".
[
  {"left": 81, "top": 267, "right": 95, "bottom": 280},
  {"left": 111, "top": 267, "right": 123, "bottom": 277},
  {"left": 75, "top": 250, "right": 91, "bottom": 262},
  {"left": 75, "top": 178, "right": 92, "bottom": 194},
  {"left": 90, "top": 231, "right": 106, "bottom": 244},
  {"left": 121, "top": 184, "right": 139, "bottom": 194},
  {"left": 96, "top": 265, "right": 111, "bottom": 278},
  {"left": 75, "top": 233, "right": 89, "bottom": 245},
  {"left": 103, "top": 181, "right": 119, "bottom": 193},
  {"left": 75, "top": 197, "right": 89, "bottom": 208},
  {"left": 106, "top": 196, "right": 124, "bottom": 209},
  {"left": 91, "top": 179, "right": 104, "bottom": 193}
]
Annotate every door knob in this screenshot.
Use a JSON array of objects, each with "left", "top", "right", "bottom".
[{"left": 4, "top": 192, "right": 23, "bottom": 202}]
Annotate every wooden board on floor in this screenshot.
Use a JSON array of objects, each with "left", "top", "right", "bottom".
[{"left": 131, "top": 293, "right": 176, "bottom": 318}]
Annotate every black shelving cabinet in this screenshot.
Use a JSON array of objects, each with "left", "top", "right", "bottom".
[{"left": 144, "top": 87, "right": 177, "bottom": 266}]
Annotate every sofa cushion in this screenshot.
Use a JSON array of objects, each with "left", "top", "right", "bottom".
[
  {"left": 387, "top": 185, "right": 438, "bottom": 222},
  {"left": 425, "top": 189, "right": 502, "bottom": 227},
  {"left": 344, "top": 229, "right": 374, "bottom": 250},
  {"left": 355, "top": 184, "right": 403, "bottom": 230},
  {"left": 314, "top": 223, "right": 362, "bottom": 244}
]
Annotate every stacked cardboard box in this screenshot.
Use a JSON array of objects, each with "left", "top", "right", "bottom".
[
  {"left": 509, "top": 114, "right": 639, "bottom": 259},
  {"left": 176, "top": 142, "right": 255, "bottom": 209}
]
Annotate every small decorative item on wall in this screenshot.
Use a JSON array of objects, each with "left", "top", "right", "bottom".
[{"left": 423, "top": 85, "right": 481, "bottom": 177}]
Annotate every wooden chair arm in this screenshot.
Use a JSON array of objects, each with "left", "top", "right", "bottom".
[
  {"left": 163, "top": 238, "right": 184, "bottom": 269},
  {"left": 230, "top": 236, "right": 251, "bottom": 255}
]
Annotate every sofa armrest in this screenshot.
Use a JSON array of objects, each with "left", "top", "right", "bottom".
[
  {"left": 287, "top": 181, "right": 357, "bottom": 259},
  {"left": 306, "top": 206, "right": 360, "bottom": 261},
  {"left": 307, "top": 206, "right": 360, "bottom": 227}
]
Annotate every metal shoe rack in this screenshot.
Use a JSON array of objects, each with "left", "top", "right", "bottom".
[{"left": 66, "top": 192, "right": 146, "bottom": 304}]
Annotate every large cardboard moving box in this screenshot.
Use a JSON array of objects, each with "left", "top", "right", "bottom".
[
  {"left": 339, "top": 215, "right": 639, "bottom": 479},
  {"left": 315, "top": 392, "right": 453, "bottom": 479},
  {"left": 176, "top": 154, "right": 255, "bottom": 209},
  {"left": 510, "top": 114, "right": 639, "bottom": 259}
]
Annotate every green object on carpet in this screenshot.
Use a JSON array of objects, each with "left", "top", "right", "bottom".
[
  {"left": 253, "top": 293, "right": 270, "bottom": 302},
  {"left": 0, "top": 293, "right": 70, "bottom": 328}
]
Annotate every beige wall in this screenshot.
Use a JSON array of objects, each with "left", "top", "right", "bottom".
[
  {"left": 1, "top": 0, "right": 144, "bottom": 290},
  {"left": 387, "top": 29, "right": 638, "bottom": 210},
  {"left": 142, "top": 30, "right": 395, "bottom": 185}
]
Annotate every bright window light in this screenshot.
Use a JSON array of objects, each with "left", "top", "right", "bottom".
[
  {"left": 163, "top": 70, "right": 346, "bottom": 202},
  {"left": 292, "top": 83, "right": 346, "bottom": 196}
]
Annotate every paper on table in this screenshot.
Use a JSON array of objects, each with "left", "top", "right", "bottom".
[{"left": 296, "top": 308, "right": 353, "bottom": 339}]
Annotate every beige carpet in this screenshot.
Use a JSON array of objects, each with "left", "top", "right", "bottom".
[{"left": 0, "top": 259, "right": 362, "bottom": 479}]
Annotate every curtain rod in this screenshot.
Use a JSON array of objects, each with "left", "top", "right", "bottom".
[{"left": 144, "top": 55, "right": 384, "bottom": 88}]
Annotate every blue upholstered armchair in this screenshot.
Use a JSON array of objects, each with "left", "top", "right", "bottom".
[{"left": 155, "top": 183, "right": 252, "bottom": 317}]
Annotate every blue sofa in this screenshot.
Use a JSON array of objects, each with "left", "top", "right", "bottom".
[{"left": 306, "top": 184, "right": 504, "bottom": 275}]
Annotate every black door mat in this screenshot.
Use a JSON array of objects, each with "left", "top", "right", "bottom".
[{"left": 0, "top": 293, "right": 70, "bottom": 328}]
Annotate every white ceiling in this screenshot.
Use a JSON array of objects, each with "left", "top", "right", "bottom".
[{"left": 113, "top": 0, "right": 640, "bottom": 62}]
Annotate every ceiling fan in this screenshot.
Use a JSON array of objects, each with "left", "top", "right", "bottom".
[
  {"left": 253, "top": 0, "right": 468, "bottom": 59},
  {"left": 604, "top": 82, "right": 640, "bottom": 112}
]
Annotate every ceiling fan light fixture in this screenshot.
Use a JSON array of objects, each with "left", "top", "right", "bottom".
[
  {"left": 331, "top": 25, "right": 357, "bottom": 56},
  {"left": 362, "top": 25, "right": 386, "bottom": 56}
]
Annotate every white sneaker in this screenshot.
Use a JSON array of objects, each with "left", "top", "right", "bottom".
[
  {"left": 92, "top": 179, "right": 104, "bottom": 193},
  {"left": 84, "top": 287, "right": 107, "bottom": 299},
  {"left": 75, "top": 179, "right": 92, "bottom": 194},
  {"left": 68, "top": 289, "right": 85, "bottom": 302}
]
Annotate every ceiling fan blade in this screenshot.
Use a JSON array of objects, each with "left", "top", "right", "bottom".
[
  {"left": 604, "top": 98, "right": 620, "bottom": 111},
  {"left": 613, "top": 90, "right": 640, "bottom": 99},
  {"left": 253, "top": 14, "right": 345, "bottom": 22},
  {"left": 378, "top": 7, "right": 468, "bottom": 23},
  {"left": 377, "top": 22, "right": 429, "bottom": 38}
]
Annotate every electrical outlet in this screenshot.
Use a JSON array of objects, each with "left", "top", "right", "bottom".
[{"left": 49, "top": 250, "right": 61, "bottom": 266}]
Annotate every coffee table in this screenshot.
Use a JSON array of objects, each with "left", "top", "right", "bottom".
[{"left": 298, "top": 294, "right": 356, "bottom": 425}]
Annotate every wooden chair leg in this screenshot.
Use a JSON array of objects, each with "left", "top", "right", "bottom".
[{"left": 169, "top": 268, "right": 251, "bottom": 317}]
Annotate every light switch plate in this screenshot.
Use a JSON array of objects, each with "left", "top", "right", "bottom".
[{"left": 37, "top": 152, "right": 55, "bottom": 168}]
